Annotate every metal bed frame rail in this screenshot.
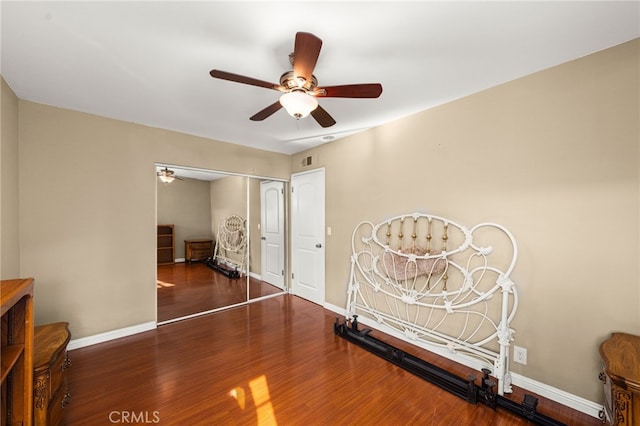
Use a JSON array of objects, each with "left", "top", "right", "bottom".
[{"left": 334, "top": 316, "right": 566, "bottom": 426}]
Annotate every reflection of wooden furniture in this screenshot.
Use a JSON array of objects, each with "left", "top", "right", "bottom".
[
  {"left": 1, "top": 278, "right": 34, "bottom": 426},
  {"left": 33, "top": 322, "right": 71, "bottom": 426},
  {"left": 600, "top": 332, "right": 640, "bottom": 425},
  {"left": 185, "top": 239, "right": 213, "bottom": 263},
  {"left": 157, "top": 224, "right": 175, "bottom": 265}
]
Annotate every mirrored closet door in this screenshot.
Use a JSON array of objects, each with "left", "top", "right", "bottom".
[
  {"left": 156, "top": 164, "right": 287, "bottom": 324},
  {"left": 249, "top": 178, "right": 286, "bottom": 300}
]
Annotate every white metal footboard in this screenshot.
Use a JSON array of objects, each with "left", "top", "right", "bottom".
[{"left": 346, "top": 212, "right": 518, "bottom": 395}]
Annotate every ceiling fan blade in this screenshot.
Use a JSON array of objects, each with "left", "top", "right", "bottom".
[
  {"left": 210, "top": 69, "right": 284, "bottom": 91},
  {"left": 314, "top": 83, "right": 383, "bottom": 98},
  {"left": 293, "top": 32, "right": 322, "bottom": 83},
  {"left": 310, "top": 105, "right": 336, "bottom": 128},
  {"left": 250, "top": 101, "right": 283, "bottom": 121}
]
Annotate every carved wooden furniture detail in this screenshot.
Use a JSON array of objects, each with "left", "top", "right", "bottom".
[
  {"left": 157, "top": 224, "right": 175, "bottom": 265},
  {"left": 600, "top": 332, "right": 640, "bottom": 425},
  {"left": 1, "top": 277, "right": 35, "bottom": 426},
  {"left": 33, "top": 322, "right": 71, "bottom": 426},
  {"left": 185, "top": 239, "right": 213, "bottom": 263}
]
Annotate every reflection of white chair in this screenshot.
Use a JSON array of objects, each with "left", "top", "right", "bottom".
[{"left": 212, "top": 215, "right": 247, "bottom": 277}]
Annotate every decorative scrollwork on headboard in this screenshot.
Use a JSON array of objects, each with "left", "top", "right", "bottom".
[{"left": 346, "top": 212, "right": 518, "bottom": 395}]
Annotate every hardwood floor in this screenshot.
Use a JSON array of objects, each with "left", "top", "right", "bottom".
[
  {"left": 157, "top": 262, "right": 283, "bottom": 322},
  {"left": 66, "top": 293, "right": 601, "bottom": 425}
]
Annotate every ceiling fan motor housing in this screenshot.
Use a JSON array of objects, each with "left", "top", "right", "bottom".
[{"left": 280, "top": 70, "right": 318, "bottom": 92}]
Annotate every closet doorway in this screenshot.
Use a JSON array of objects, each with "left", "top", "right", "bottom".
[{"left": 155, "top": 164, "right": 288, "bottom": 324}]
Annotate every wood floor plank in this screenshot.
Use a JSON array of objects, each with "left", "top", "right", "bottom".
[{"left": 65, "top": 292, "right": 601, "bottom": 425}]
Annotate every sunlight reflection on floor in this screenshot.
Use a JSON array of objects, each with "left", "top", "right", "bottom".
[
  {"left": 230, "top": 375, "right": 277, "bottom": 425},
  {"left": 156, "top": 280, "right": 175, "bottom": 288}
]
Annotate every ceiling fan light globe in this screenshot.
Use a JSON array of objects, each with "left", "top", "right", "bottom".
[
  {"left": 279, "top": 91, "right": 318, "bottom": 119},
  {"left": 159, "top": 175, "right": 175, "bottom": 184}
]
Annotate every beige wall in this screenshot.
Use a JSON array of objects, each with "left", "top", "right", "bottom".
[
  {"left": 16, "top": 101, "right": 290, "bottom": 339},
  {"left": 1, "top": 78, "right": 20, "bottom": 279},
  {"left": 291, "top": 39, "right": 639, "bottom": 402},
  {"left": 157, "top": 177, "right": 212, "bottom": 259}
]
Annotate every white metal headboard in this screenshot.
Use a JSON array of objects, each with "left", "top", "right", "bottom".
[
  {"left": 346, "top": 212, "right": 518, "bottom": 395},
  {"left": 213, "top": 215, "right": 247, "bottom": 275}
]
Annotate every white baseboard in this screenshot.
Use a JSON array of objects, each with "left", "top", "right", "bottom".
[
  {"left": 510, "top": 371, "right": 604, "bottom": 418},
  {"left": 324, "top": 302, "right": 603, "bottom": 419},
  {"left": 67, "top": 321, "right": 156, "bottom": 351}
]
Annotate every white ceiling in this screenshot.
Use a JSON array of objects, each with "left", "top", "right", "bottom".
[{"left": 2, "top": 1, "right": 638, "bottom": 155}]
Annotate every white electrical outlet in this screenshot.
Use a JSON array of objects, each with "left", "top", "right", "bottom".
[{"left": 513, "top": 345, "right": 528, "bottom": 365}]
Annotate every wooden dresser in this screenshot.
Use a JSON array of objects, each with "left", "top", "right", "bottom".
[
  {"left": 600, "top": 332, "right": 640, "bottom": 425},
  {"left": 185, "top": 239, "right": 213, "bottom": 263},
  {"left": 1, "top": 278, "right": 35, "bottom": 426},
  {"left": 33, "top": 322, "right": 71, "bottom": 426}
]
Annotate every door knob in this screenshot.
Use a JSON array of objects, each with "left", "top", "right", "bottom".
[{"left": 316, "top": 243, "right": 322, "bottom": 248}]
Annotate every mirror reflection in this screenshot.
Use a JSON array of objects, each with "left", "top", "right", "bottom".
[
  {"left": 156, "top": 164, "right": 286, "bottom": 324},
  {"left": 250, "top": 179, "right": 286, "bottom": 296}
]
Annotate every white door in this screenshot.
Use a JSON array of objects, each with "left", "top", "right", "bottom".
[
  {"left": 291, "top": 168, "right": 325, "bottom": 305},
  {"left": 260, "top": 181, "right": 285, "bottom": 289}
]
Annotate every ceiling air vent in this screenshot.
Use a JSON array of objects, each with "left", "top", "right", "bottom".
[{"left": 302, "top": 156, "right": 313, "bottom": 167}]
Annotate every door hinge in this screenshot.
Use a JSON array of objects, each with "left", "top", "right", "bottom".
[
  {"left": 282, "top": 269, "right": 285, "bottom": 276},
  {"left": 292, "top": 272, "right": 295, "bottom": 279}
]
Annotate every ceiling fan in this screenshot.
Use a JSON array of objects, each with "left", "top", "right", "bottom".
[
  {"left": 209, "top": 32, "right": 383, "bottom": 128},
  {"left": 157, "top": 167, "right": 183, "bottom": 184}
]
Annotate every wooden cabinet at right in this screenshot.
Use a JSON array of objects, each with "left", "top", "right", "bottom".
[{"left": 600, "top": 332, "right": 640, "bottom": 425}]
